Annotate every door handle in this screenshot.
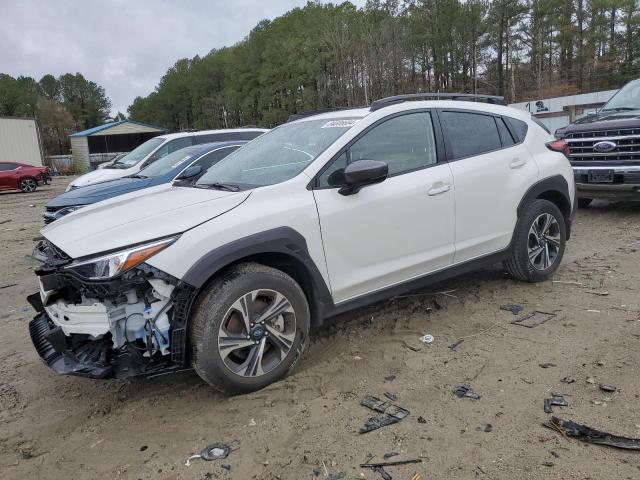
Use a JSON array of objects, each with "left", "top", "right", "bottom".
[
  {"left": 427, "top": 183, "right": 451, "bottom": 196},
  {"left": 509, "top": 158, "right": 526, "bottom": 169}
]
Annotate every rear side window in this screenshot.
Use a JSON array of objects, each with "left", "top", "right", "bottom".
[
  {"left": 0, "top": 163, "right": 17, "bottom": 171},
  {"left": 440, "top": 111, "right": 502, "bottom": 160},
  {"left": 504, "top": 116, "right": 529, "bottom": 141}
]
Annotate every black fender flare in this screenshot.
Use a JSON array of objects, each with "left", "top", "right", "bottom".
[
  {"left": 182, "top": 227, "right": 334, "bottom": 322},
  {"left": 516, "top": 175, "right": 573, "bottom": 239}
]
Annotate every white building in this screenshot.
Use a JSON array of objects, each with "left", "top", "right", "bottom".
[
  {"left": 0, "top": 117, "right": 44, "bottom": 166},
  {"left": 509, "top": 89, "right": 619, "bottom": 133}
]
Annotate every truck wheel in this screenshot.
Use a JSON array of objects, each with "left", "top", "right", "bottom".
[
  {"left": 577, "top": 198, "right": 592, "bottom": 209},
  {"left": 190, "top": 262, "right": 309, "bottom": 394},
  {"left": 503, "top": 199, "right": 566, "bottom": 282},
  {"left": 19, "top": 178, "right": 38, "bottom": 193}
]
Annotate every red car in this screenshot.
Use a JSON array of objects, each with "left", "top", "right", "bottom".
[{"left": 0, "top": 162, "right": 50, "bottom": 193}]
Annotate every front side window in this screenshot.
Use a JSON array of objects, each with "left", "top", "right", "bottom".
[
  {"left": 107, "top": 137, "right": 164, "bottom": 169},
  {"left": 440, "top": 111, "right": 502, "bottom": 160},
  {"left": 195, "top": 118, "right": 357, "bottom": 190},
  {"left": 318, "top": 111, "right": 437, "bottom": 187}
]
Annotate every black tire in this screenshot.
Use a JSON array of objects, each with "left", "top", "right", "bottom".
[
  {"left": 19, "top": 177, "right": 38, "bottom": 193},
  {"left": 577, "top": 198, "right": 592, "bottom": 209},
  {"left": 190, "top": 262, "right": 309, "bottom": 394},
  {"left": 503, "top": 199, "right": 566, "bottom": 282}
]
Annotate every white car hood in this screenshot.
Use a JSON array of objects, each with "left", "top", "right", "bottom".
[
  {"left": 70, "top": 166, "right": 138, "bottom": 188},
  {"left": 42, "top": 185, "right": 251, "bottom": 259}
]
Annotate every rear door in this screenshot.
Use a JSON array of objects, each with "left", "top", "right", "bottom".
[
  {"left": 439, "top": 110, "right": 538, "bottom": 262},
  {"left": 0, "top": 163, "right": 18, "bottom": 190},
  {"left": 312, "top": 110, "right": 455, "bottom": 303}
]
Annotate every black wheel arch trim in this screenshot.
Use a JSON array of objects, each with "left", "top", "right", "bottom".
[
  {"left": 182, "top": 227, "right": 334, "bottom": 325},
  {"left": 516, "top": 175, "right": 573, "bottom": 240}
]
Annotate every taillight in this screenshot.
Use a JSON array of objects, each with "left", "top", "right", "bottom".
[{"left": 546, "top": 139, "right": 570, "bottom": 159}]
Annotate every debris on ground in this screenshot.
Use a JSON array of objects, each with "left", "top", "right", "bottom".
[
  {"left": 419, "top": 334, "right": 434, "bottom": 344},
  {"left": 417, "top": 416, "right": 427, "bottom": 424},
  {"left": 0, "top": 283, "right": 17, "bottom": 289},
  {"left": 383, "top": 392, "right": 397, "bottom": 401},
  {"left": 484, "top": 423, "right": 493, "bottom": 433},
  {"left": 543, "top": 395, "right": 569, "bottom": 414},
  {"left": 560, "top": 376, "right": 575, "bottom": 384},
  {"left": 548, "top": 417, "right": 640, "bottom": 450},
  {"left": 552, "top": 280, "right": 583, "bottom": 286},
  {"left": 326, "top": 472, "right": 345, "bottom": 480},
  {"left": 383, "top": 452, "right": 399, "bottom": 459},
  {"left": 453, "top": 384, "right": 481, "bottom": 400},
  {"left": 360, "top": 459, "right": 423, "bottom": 468},
  {"left": 384, "top": 374, "right": 396, "bottom": 382},
  {"left": 511, "top": 310, "right": 557, "bottom": 328},
  {"left": 539, "top": 362, "right": 557, "bottom": 369},
  {"left": 360, "top": 395, "right": 409, "bottom": 433},
  {"left": 185, "top": 443, "right": 231, "bottom": 466},
  {"left": 599, "top": 384, "right": 617, "bottom": 392},
  {"left": 448, "top": 338, "right": 464, "bottom": 351},
  {"left": 586, "top": 377, "right": 596, "bottom": 384},
  {"left": 373, "top": 465, "right": 392, "bottom": 479},
  {"left": 585, "top": 290, "right": 610, "bottom": 296},
  {"left": 500, "top": 303, "right": 524, "bottom": 315}
]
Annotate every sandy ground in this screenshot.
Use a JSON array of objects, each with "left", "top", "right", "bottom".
[{"left": 1, "top": 177, "right": 640, "bottom": 480}]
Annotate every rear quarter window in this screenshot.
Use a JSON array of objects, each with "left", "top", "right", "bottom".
[
  {"left": 504, "top": 116, "right": 529, "bottom": 142},
  {"left": 439, "top": 111, "right": 502, "bottom": 160}
]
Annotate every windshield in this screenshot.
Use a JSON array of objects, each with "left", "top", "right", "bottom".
[
  {"left": 105, "top": 137, "right": 165, "bottom": 169},
  {"left": 195, "top": 118, "right": 358, "bottom": 189},
  {"left": 137, "top": 146, "right": 200, "bottom": 178},
  {"left": 602, "top": 80, "right": 640, "bottom": 112}
]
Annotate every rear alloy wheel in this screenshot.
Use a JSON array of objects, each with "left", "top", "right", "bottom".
[
  {"left": 19, "top": 178, "right": 37, "bottom": 193},
  {"left": 190, "top": 263, "right": 309, "bottom": 394},
  {"left": 503, "top": 199, "right": 566, "bottom": 282}
]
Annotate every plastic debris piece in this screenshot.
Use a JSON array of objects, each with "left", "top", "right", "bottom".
[
  {"left": 539, "top": 363, "right": 556, "bottom": 368},
  {"left": 383, "top": 452, "right": 399, "bottom": 459},
  {"left": 384, "top": 374, "right": 396, "bottom": 382},
  {"left": 511, "top": 310, "right": 557, "bottom": 328},
  {"left": 599, "top": 384, "right": 617, "bottom": 392},
  {"left": 374, "top": 466, "right": 392, "bottom": 480},
  {"left": 419, "top": 334, "right": 434, "bottom": 344},
  {"left": 417, "top": 416, "right": 427, "bottom": 424},
  {"left": 360, "top": 395, "right": 409, "bottom": 433},
  {"left": 544, "top": 395, "right": 568, "bottom": 414},
  {"left": 549, "top": 416, "right": 640, "bottom": 450},
  {"left": 484, "top": 423, "right": 493, "bottom": 433},
  {"left": 384, "top": 392, "right": 397, "bottom": 401},
  {"left": 453, "top": 384, "right": 481, "bottom": 400},
  {"left": 185, "top": 443, "right": 230, "bottom": 466},
  {"left": 560, "top": 376, "right": 575, "bottom": 384},
  {"left": 500, "top": 303, "right": 524, "bottom": 315},
  {"left": 448, "top": 338, "right": 464, "bottom": 350}
]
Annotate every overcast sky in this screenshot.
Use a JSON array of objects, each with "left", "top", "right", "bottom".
[{"left": 1, "top": 0, "right": 366, "bottom": 117}]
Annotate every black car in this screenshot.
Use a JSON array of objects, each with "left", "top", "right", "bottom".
[
  {"left": 43, "top": 141, "right": 246, "bottom": 224},
  {"left": 555, "top": 79, "right": 640, "bottom": 207}
]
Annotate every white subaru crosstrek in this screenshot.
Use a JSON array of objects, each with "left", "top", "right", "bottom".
[{"left": 28, "top": 94, "right": 575, "bottom": 394}]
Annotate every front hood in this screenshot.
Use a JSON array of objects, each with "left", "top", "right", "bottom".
[
  {"left": 47, "top": 177, "right": 154, "bottom": 208},
  {"left": 70, "top": 167, "right": 135, "bottom": 187},
  {"left": 563, "top": 110, "right": 640, "bottom": 133},
  {"left": 42, "top": 185, "right": 251, "bottom": 259}
]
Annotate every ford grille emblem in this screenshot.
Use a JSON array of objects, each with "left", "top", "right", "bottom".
[{"left": 593, "top": 140, "right": 616, "bottom": 153}]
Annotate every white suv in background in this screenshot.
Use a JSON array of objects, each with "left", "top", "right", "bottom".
[
  {"left": 66, "top": 128, "right": 267, "bottom": 190},
  {"left": 29, "top": 94, "right": 575, "bottom": 394}
]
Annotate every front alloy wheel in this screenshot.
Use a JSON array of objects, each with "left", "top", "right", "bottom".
[
  {"left": 191, "top": 263, "right": 309, "bottom": 394},
  {"left": 218, "top": 289, "right": 297, "bottom": 378}
]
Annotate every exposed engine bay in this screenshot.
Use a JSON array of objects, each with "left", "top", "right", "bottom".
[{"left": 28, "top": 240, "right": 196, "bottom": 379}]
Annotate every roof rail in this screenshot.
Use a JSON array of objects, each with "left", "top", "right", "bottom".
[
  {"left": 287, "top": 107, "right": 364, "bottom": 122},
  {"left": 369, "top": 93, "right": 507, "bottom": 111}
]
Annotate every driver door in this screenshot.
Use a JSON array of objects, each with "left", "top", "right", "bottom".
[{"left": 312, "top": 111, "right": 455, "bottom": 304}]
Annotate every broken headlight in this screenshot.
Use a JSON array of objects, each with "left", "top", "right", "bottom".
[{"left": 64, "top": 237, "right": 178, "bottom": 280}]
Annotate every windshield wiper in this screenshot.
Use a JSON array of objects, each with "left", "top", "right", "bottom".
[
  {"left": 602, "top": 107, "right": 637, "bottom": 112},
  {"left": 197, "top": 182, "right": 240, "bottom": 192}
]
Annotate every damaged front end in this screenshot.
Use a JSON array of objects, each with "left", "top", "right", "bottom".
[{"left": 28, "top": 239, "right": 197, "bottom": 379}]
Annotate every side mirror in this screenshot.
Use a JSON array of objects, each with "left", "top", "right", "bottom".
[
  {"left": 339, "top": 160, "right": 388, "bottom": 196},
  {"left": 176, "top": 164, "right": 202, "bottom": 180}
]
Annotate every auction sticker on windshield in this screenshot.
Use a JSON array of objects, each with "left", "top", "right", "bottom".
[{"left": 321, "top": 119, "right": 359, "bottom": 128}]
